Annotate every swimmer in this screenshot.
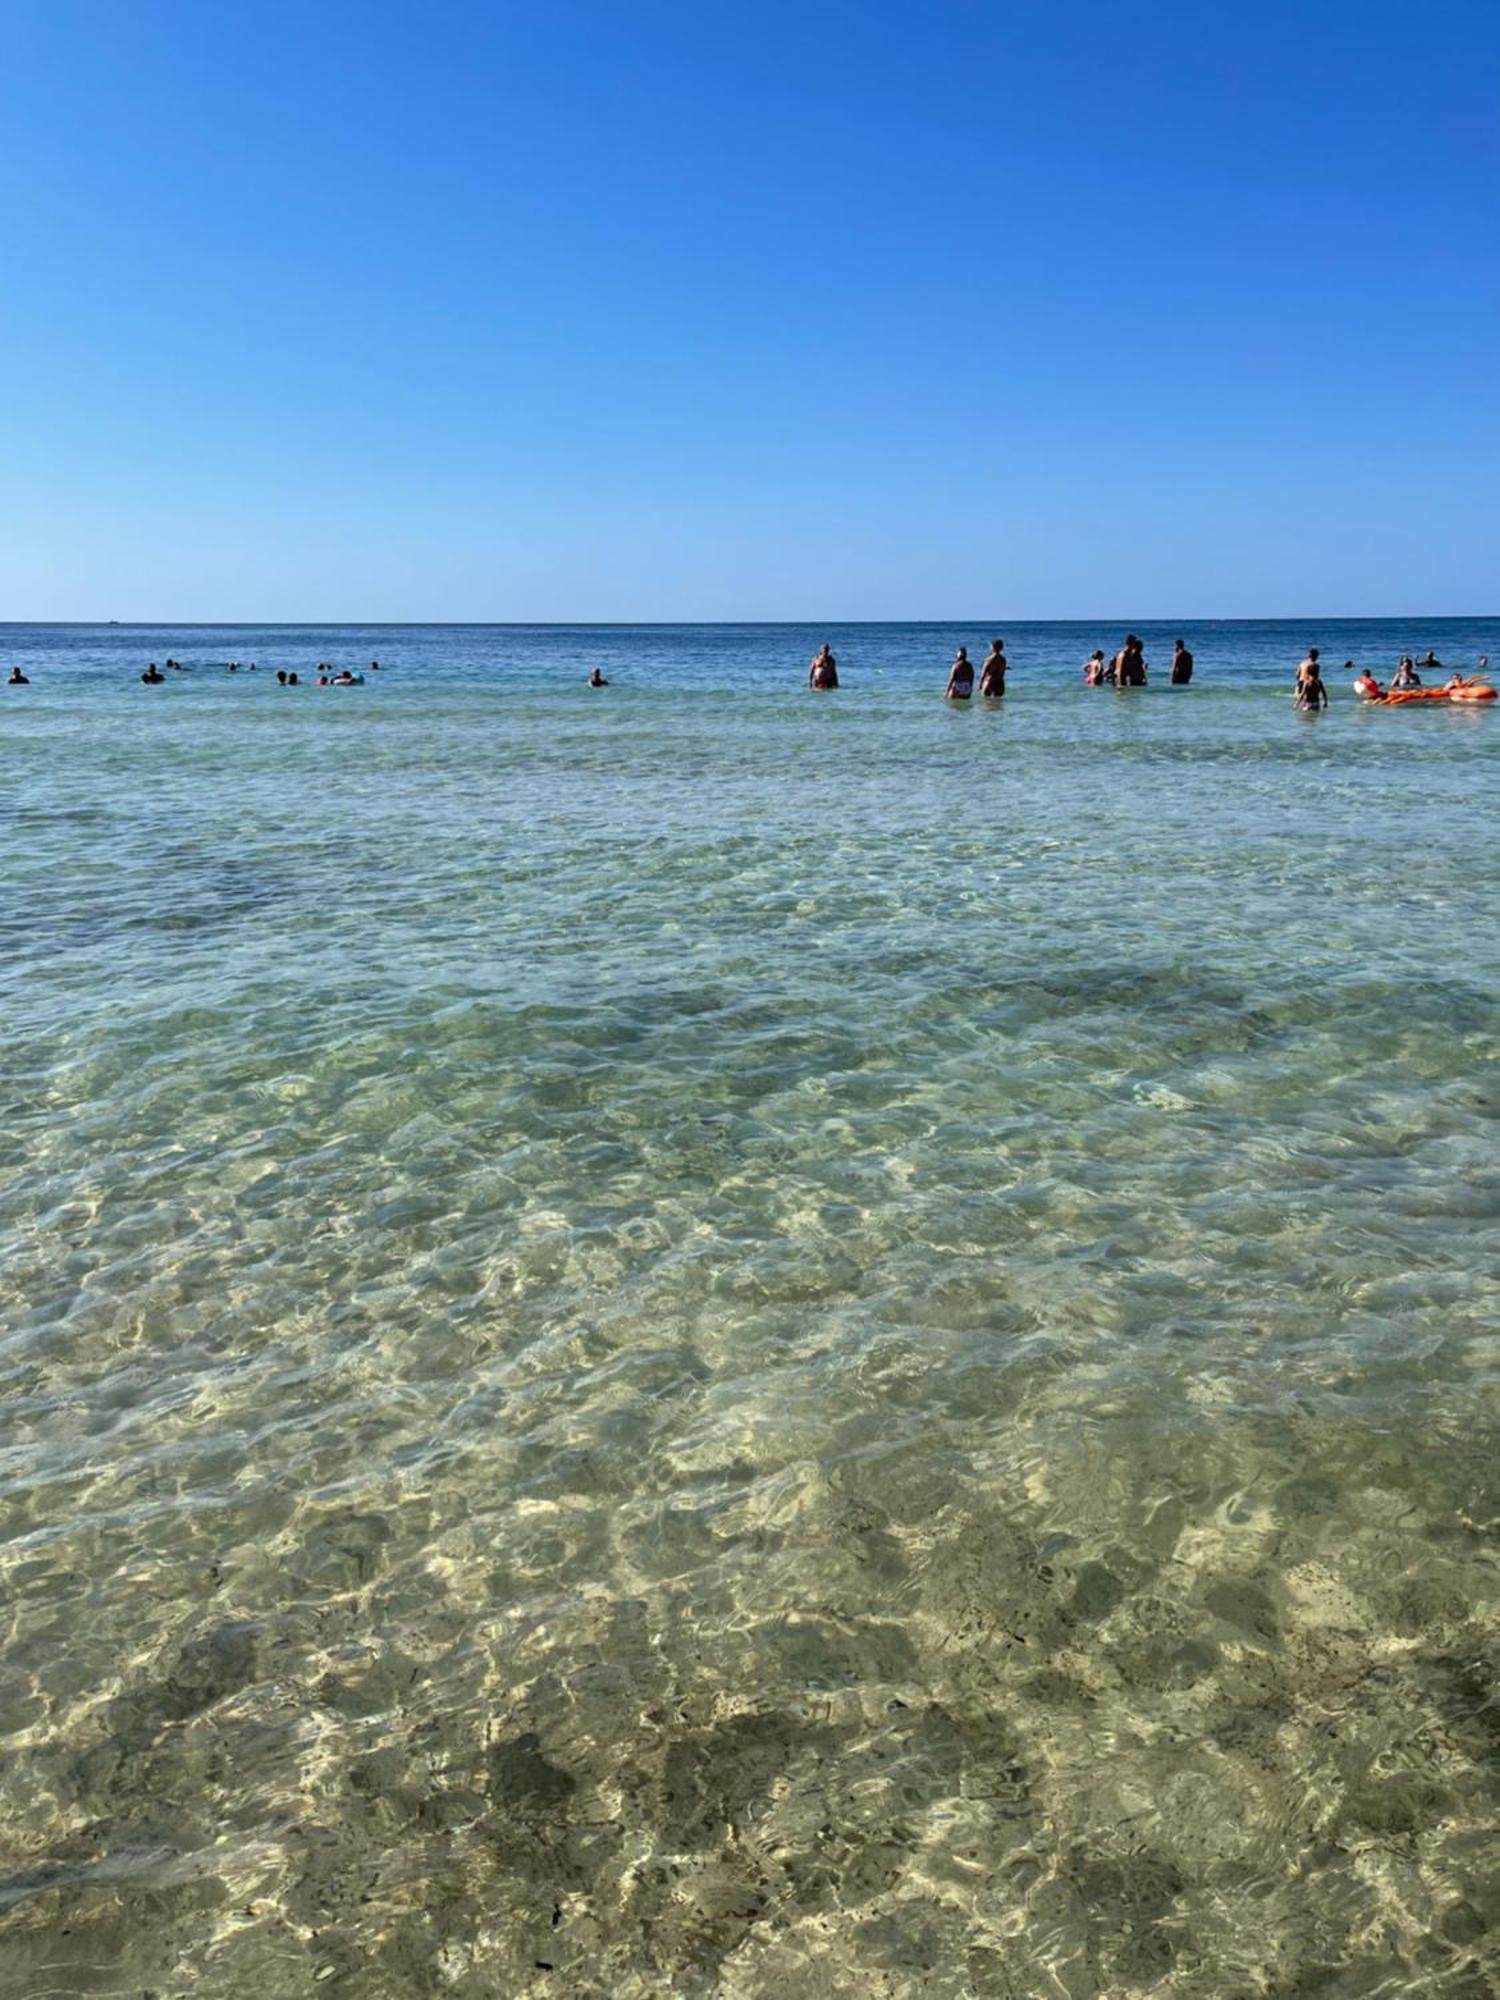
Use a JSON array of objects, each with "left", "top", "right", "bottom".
[
  {"left": 587, "top": 667, "right": 609, "bottom": 687},
  {"left": 287, "top": 672, "right": 301, "bottom": 686},
  {"left": 8, "top": 667, "right": 29, "bottom": 684},
  {"left": 1294, "top": 649, "right": 1328, "bottom": 709},
  {"left": 276, "top": 670, "right": 287, "bottom": 685},
  {"left": 370, "top": 660, "right": 380, "bottom": 670},
  {"left": 333, "top": 671, "right": 356, "bottom": 684},
  {"left": 1083, "top": 649, "right": 1106, "bottom": 685},
  {"left": 945, "top": 647, "right": 975, "bottom": 700},
  {"left": 1390, "top": 656, "right": 1420, "bottom": 690},
  {"left": 1169, "top": 639, "right": 1194, "bottom": 685},
  {"left": 1352, "top": 666, "right": 1382, "bottom": 700},
  {"left": 808, "top": 643, "right": 839, "bottom": 690},
  {"left": 1422, "top": 649, "right": 1442, "bottom": 672},
  {"left": 979, "top": 639, "right": 1007, "bottom": 698},
  {"left": 140, "top": 663, "right": 165, "bottom": 684}
]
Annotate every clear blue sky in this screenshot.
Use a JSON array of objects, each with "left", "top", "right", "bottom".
[{"left": 3, "top": 0, "right": 1495, "bottom": 619}]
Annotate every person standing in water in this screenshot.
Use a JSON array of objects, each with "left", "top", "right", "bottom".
[
  {"left": 979, "top": 639, "right": 1008, "bottom": 698},
  {"left": 1083, "top": 650, "right": 1107, "bottom": 685},
  {"left": 8, "top": 667, "right": 29, "bottom": 685},
  {"left": 1169, "top": 639, "right": 1194, "bottom": 684},
  {"left": 1116, "top": 635, "right": 1147, "bottom": 686},
  {"left": 808, "top": 644, "right": 839, "bottom": 690},
  {"left": 140, "top": 662, "right": 165, "bottom": 683},
  {"left": 1294, "top": 649, "right": 1328, "bottom": 709},
  {"left": 587, "top": 667, "right": 609, "bottom": 687},
  {"left": 945, "top": 647, "right": 975, "bottom": 699}
]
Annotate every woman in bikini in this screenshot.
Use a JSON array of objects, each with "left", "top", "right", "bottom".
[{"left": 945, "top": 647, "right": 975, "bottom": 700}]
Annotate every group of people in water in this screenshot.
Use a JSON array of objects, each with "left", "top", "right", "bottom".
[
  {"left": 1296, "top": 647, "right": 1491, "bottom": 709},
  {"left": 125, "top": 658, "right": 381, "bottom": 686},
  {"left": 803, "top": 637, "right": 1490, "bottom": 710},
  {"left": 9, "top": 642, "right": 1491, "bottom": 707},
  {"left": 807, "top": 635, "right": 1195, "bottom": 697}
]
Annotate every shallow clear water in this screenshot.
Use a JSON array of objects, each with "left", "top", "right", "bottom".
[{"left": 2, "top": 620, "right": 1498, "bottom": 1998}]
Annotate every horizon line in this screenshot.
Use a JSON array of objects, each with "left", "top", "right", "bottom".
[{"left": 4, "top": 613, "right": 1497, "bottom": 630}]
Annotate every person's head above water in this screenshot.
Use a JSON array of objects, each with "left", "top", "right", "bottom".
[{"left": 1307, "top": 647, "right": 1320, "bottom": 662}]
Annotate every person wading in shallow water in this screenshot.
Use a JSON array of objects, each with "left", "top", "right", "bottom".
[
  {"left": 1294, "top": 648, "right": 1328, "bottom": 710},
  {"left": 1170, "top": 639, "right": 1194, "bottom": 684},
  {"left": 808, "top": 644, "right": 839, "bottom": 689},
  {"left": 1115, "top": 635, "right": 1147, "bottom": 686},
  {"left": 979, "top": 639, "right": 1008, "bottom": 697},
  {"left": 945, "top": 647, "right": 975, "bottom": 700}
]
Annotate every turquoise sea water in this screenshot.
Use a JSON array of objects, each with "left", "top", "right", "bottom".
[{"left": 2, "top": 619, "right": 1498, "bottom": 1998}]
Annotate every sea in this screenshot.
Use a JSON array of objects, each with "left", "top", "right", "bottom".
[{"left": 2, "top": 619, "right": 1498, "bottom": 1998}]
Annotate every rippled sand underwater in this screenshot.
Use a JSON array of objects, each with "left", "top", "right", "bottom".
[{"left": 2, "top": 626, "right": 1499, "bottom": 1997}]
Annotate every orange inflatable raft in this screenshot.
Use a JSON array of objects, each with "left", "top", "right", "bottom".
[{"left": 1372, "top": 680, "right": 1494, "bottom": 706}]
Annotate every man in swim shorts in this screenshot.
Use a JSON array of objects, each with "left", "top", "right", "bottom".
[
  {"left": 1294, "top": 650, "right": 1328, "bottom": 709},
  {"left": 808, "top": 644, "right": 839, "bottom": 689},
  {"left": 1170, "top": 639, "right": 1194, "bottom": 684}
]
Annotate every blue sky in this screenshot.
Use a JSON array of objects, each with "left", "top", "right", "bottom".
[{"left": 2, "top": 0, "right": 1495, "bottom": 618}]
